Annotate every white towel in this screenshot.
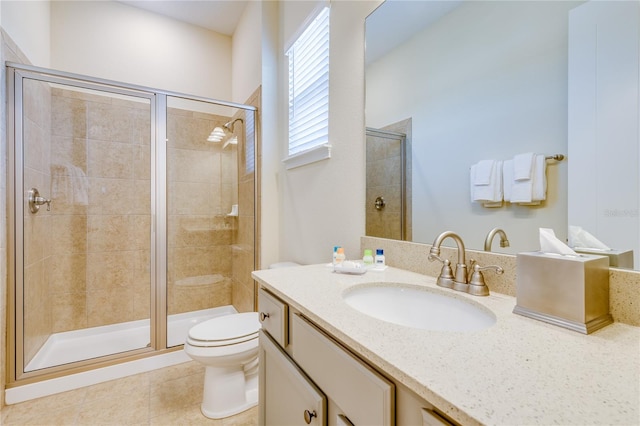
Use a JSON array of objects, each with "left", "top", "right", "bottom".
[
  {"left": 531, "top": 154, "right": 547, "bottom": 202},
  {"left": 513, "top": 152, "right": 535, "bottom": 181},
  {"left": 510, "top": 154, "right": 547, "bottom": 204},
  {"left": 502, "top": 160, "right": 513, "bottom": 202},
  {"left": 470, "top": 160, "right": 503, "bottom": 205},
  {"left": 71, "top": 165, "right": 89, "bottom": 206},
  {"left": 473, "top": 159, "right": 495, "bottom": 185},
  {"left": 51, "top": 163, "right": 89, "bottom": 206}
]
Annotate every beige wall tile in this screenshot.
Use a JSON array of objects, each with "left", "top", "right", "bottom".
[
  {"left": 88, "top": 139, "right": 134, "bottom": 179},
  {"left": 86, "top": 288, "right": 134, "bottom": 327},
  {"left": 51, "top": 292, "right": 87, "bottom": 333},
  {"left": 50, "top": 215, "right": 87, "bottom": 255},
  {"left": 46, "top": 253, "right": 87, "bottom": 294}
]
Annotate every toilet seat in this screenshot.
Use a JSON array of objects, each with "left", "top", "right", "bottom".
[{"left": 187, "top": 312, "right": 260, "bottom": 348}]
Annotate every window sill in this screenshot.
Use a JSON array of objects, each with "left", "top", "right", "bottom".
[{"left": 283, "top": 144, "right": 331, "bottom": 170}]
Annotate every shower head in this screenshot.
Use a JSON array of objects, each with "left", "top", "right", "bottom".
[
  {"left": 223, "top": 118, "right": 244, "bottom": 133},
  {"left": 207, "top": 117, "right": 243, "bottom": 143}
]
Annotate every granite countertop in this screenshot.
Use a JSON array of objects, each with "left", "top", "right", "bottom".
[{"left": 252, "top": 264, "right": 640, "bottom": 426}]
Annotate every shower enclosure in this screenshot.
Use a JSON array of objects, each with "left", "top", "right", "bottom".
[
  {"left": 6, "top": 63, "right": 258, "bottom": 385},
  {"left": 365, "top": 121, "right": 411, "bottom": 241}
]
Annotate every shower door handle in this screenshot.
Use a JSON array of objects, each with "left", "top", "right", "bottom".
[{"left": 28, "top": 188, "right": 51, "bottom": 213}]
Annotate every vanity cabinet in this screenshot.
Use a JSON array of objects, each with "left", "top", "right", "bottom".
[
  {"left": 259, "top": 329, "right": 326, "bottom": 425},
  {"left": 258, "top": 288, "right": 454, "bottom": 426}
]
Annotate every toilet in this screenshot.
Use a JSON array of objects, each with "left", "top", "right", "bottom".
[
  {"left": 184, "top": 312, "right": 261, "bottom": 419},
  {"left": 184, "top": 262, "right": 299, "bottom": 419}
]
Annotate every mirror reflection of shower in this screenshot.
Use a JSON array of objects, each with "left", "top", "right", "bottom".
[{"left": 207, "top": 118, "right": 244, "bottom": 149}]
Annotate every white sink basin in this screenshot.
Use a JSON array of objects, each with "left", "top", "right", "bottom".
[{"left": 342, "top": 283, "right": 496, "bottom": 332}]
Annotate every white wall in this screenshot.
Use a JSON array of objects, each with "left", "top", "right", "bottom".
[
  {"left": 568, "top": 0, "right": 640, "bottom": 267},
  {"left": 366, "top": 1, "right": 572, "bottom": 253},
  {"left": 50, "top": 1, "right": 231, "bottom": 100},
  {"left": 277, "top": 0, "right": 379, "bottom": 265},
  {"left": 258, "top": 1, "right": 281, "bottom": 269},
  {"left": 1, "top": 0, "right": 51, "bottom": 67},
  {"left": 232, "top": 1, "right": 262, "bottom": 104}
]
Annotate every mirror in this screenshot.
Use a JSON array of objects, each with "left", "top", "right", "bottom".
[{"left": 365, "top": 0, "right": 640, "bottom": 270}]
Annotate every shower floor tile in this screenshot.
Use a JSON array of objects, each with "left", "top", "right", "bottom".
[{"left": 1, "top": 361, "right": 258, "bottom": 425}]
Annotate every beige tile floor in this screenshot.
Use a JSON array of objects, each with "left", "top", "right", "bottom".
[{"left": 1, "top": 361, "right": 258, "bottom": 426}]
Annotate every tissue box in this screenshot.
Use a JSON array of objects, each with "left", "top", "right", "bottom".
[
  {"left": 514, "top": 252, "right": 612, "bottom": 334},
  {"left": 573, "top": 248, "right": 634, "bottom": 269}
]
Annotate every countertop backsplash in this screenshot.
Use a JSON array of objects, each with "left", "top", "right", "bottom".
[{"left": 361, "top": 236, "right": 640, "bottom": 327}]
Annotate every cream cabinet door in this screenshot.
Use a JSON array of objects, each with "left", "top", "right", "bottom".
[{"left": 259, "top": 330, "right": 326, "bottom": 425}]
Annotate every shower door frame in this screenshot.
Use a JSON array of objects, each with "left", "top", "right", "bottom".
[{"left": 6, "top": 62, "right": 259, "bottom": 386}]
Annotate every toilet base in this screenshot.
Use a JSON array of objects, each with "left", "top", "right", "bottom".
[
  {"left": 200, "top": 365, "right": 258, "bottom": 419},
  {"left": 201, "top": 390, "right": 258, "bottom": 419}
]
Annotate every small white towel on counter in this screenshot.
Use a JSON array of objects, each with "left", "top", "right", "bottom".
[
  {"left": 470, "top": 160, "right": 503, "bottom": 207},
  {"left": 508, "top": 153, "right": 547, "bottom": 204}
]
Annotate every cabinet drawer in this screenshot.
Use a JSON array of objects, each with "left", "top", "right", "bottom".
[
  {"left": 258, "top": 288, "right": 288, "bottom": 347},
  {"left": 259, "top": 330, "right": 326, "bottom": 425},
  {"left": 291, "top": 314, "right": 395, "bottom": 426}
]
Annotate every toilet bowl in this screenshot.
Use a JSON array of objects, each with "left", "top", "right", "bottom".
[{"left": 184, "top": 312, "right": 261, "bottom": 419}]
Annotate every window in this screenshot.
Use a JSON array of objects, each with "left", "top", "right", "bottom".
[
  {"left": 245, "top": 110, "right": 255, "bottom": 174},
  {"left": 284, "top": 6, "right": 331, "bottom": 169}
]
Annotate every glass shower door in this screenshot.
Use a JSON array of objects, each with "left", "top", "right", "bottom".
[
  {"left": 165, "top": 96, "right": 243, "bottom": 347},
  {"left": 18, "top": 74, "right": 154, "bottom": 374}
]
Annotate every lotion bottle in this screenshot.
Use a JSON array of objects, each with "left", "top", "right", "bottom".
[
  {"left": 363, "top": 249, "right": 374, "bottom": 266},
  {"left": 375, "top": 249, "right": 385, "bottom": 267}
]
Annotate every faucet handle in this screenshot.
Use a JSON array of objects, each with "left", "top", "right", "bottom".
[
  {"left": 467, "top": 263, "right": 503, "bottom": 296},
  {"left": 436, "top": 259, "right": 455, "bottom": 289}
]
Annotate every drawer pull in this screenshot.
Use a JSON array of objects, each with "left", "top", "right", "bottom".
[
  {"left": 259, "top": 312, "right": 270, "bottom": 322},
  {"left": 303, "top": 409, "right": 317, "bottom": 424}
]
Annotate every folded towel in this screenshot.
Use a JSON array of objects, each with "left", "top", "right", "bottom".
[
  {"left": 470, "top": 160, "right": 503, "bottom": 205},
  {"left": 502, "top": 160, "right": 513, "bottom": 202},
  {"left": 51, "top": 163, "right": 89, "bottom": 206},
  {"left": 473, "top": 160, "right": 495, "bottom": 185},
  {"left": 510, "top": 154, "right": 547, "bottom": 204},
  {"left": 513, "top": 152, "right": 535, "bottom": 181},
  {"left": 531, "top": 154, "right": 547, "bottom": 202}
]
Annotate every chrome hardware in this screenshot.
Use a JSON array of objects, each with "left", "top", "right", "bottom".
[
  {"left": 303, "top": 409, "right": 317, "bottom": 424},
  {"left": 374, "top": 196, "right": 385, "bottom": 210},
  {"left": 428, "top": 231, "right": 468, "bottom": 289},
  {"left": 484, "top": 227, "right": 510, "bottom": 251},
  {"left": 428, "top": 255, "right": 455, "bottom": 289},
  {"left": 28, "top": 188, "right": 51, "bottom": 213},
  {"left": 259, "top": 312, "right": 270, "bottom": 322},
  {"left": 468, "top": 261, "right": 503, "bottom": 296},
  {"left": 429, "top": 231, "right": 499, "bottom": 296}
]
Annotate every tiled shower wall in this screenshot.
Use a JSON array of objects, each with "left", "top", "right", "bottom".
[
  {"left": 166, "top": 107, "right": 236, "bottom": 314},
  {"left": 22, "top": 77, "right": 54, "bottom": 366},
  {"left": 365, "top": 119, "right": 412, "bottom": 241},
  {"left": 46, "top": 87, "right": 152, "bottom": 335}
]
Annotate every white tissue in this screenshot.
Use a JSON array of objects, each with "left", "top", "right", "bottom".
[
  {"left": 539, "top": 228, "right": 577, "bottom": 255},
  {"left": 568, "top": 225, "right": 611, "bottom": 250}
]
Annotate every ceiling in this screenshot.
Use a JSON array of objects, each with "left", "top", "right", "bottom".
[{"left": 118, "top": 0, "right": 248, "bottom": 36}]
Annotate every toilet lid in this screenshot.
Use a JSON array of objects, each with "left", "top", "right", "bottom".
[{"left": 188, "top": 312, "right": 260, "bottom": 343}]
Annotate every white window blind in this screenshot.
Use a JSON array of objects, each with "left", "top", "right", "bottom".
[
  {"left": 245, "top": 110, "right": 255, "bottom": 174},
  {"left": 286, "top": 6, "right": 330, "bottom": 163}
]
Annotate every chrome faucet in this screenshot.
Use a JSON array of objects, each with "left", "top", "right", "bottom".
[
  {"left": 429, "top": 231, "right": 502, "bottom": 296},
  {"left": 428, "top": 231, "right": 469, "bottom": 292},
  {"left": 484, "top": 228, "right": 509, "bottom": 252}
]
